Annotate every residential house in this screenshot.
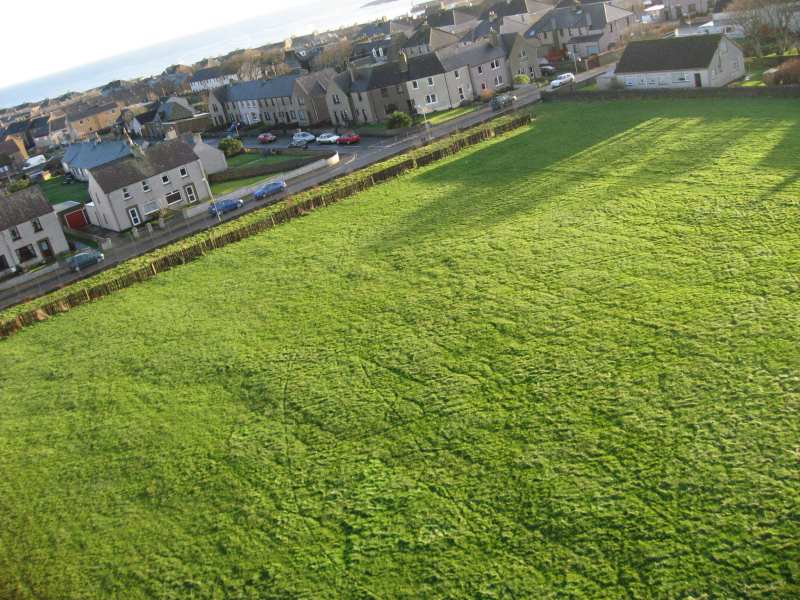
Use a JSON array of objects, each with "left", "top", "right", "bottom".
[
  {"left": 481, "top": 0, "right": 554, "bottom": 23},
  {"left": 62, "top": 140, "right": 133, "bottom": 182},
  {"left": 140, "top": 97, "right": 211, "bottom": 140},
  {"left": 180, "top": 133, "right": 228, "bottom": 175},
  {"left": 67, "top": 102, "right": 122, "bottom": 140},
  {"left": 208, "top": 70, "right": 336, "bottom": 128},
  {"left": 0, "top": 138, "right": 29, "bottom": 170},
  {"left": 665, "top": 0, "right": 711, "bottom": 20},
  {"left": 2, "top": 119, "right": 33, "bottom": 150},
  {"left": 189, "top": 66, "right": 240, "bottom": 93},
  {"left": 610, "top": 34, "right": 745, "bottom": 88},
  {"left": 438, "top": 38, "right": 513, "bottom": 97},
  {"left": 48, "top": 115, "right": 69, "bottom": 146},
  {"left": 502, "top": 32, "right": 543, "bottom": 79},
  {"left": 29, "top": 116, "right": 52, "bottom": 151},
  {"left": 349, "top": 62, "right": 414, "bottom": 124},
  {"left": 325, "top": 72, "right": 357, "bottom": 127},
  {"left": 405, "top": 53, "right": 452, "bottom": 113},
  {"left": 85, "top": 139, "right": 212, "bottom": 232},
  {"left": 525, "top": 1, "right": 635, "bottom": 59},
  {"left": 0, "top": 186, "right": 70, "bottom": 274},
  {"left": 402, "top": 26, "right": 460, "bottom": 56},
  {"left": 118, "top": 103, "right": 158, "bottom": 138},
  {"left": 356, "top": 19, "right": 416, "bottom": 40},
  {"left": 426, "top": 5, "right": 484, "bottom": 33}
]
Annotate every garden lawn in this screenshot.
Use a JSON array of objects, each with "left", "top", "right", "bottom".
[
  {"left": 225, "top": 151, "right": 307, "bottom": 171},
  {"left": 425, "top": 104, "right": 479, "bottom": 125},
  {"left": 1, "top": 99, "right": 799, "bottom": 599},
  {"left": 37, "top": 176, "right": 90, "bottom": 205},
  {"left": 210, "top": 172, "right": 286, "bottom": 197}
]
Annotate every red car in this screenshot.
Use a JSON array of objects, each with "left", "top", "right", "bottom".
[
  {"left": 337, "top": 132, "right": 361, "bottom": 145},
  {"left": 258, "top": 132, "right": 277, "bottom": 144}
]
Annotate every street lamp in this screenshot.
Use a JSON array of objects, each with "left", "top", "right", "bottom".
[{"left": 416, "top": 104, "right": 431, "bottom": 141}]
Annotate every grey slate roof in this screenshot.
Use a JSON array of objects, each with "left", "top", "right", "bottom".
[
  {"left": 190, "top": 66, "right": 227, "bottom": 83},
  {"left": 0, "top": 140, "right": 22, "bottom": 155},
  {"left": 616, "top": 34, "right": 724, "bottom": 73},
  {"left": 0, "top": 187, "right": 53, "bottom": 231},
  {"left": 218, "top": 75, "right": 301, "bottom": 103},
  {"left": 63, "top": 141, "right": 133, "bottom": 171},
  {"left": 89, "top": 139, "right": 199, "bottom": 194},
  {"left": 351, "top": 62, "right": 408, "bottom": 92},
  {"left": 408, "top": 53, "right": 446, "bottom": 79},
  {"left": 5, "top": 120, "right": 30, "bottom": 136},
  {"left": 49, "top": 115, "right": 67, "bottom": 132},
  {"left": 569, "top": 32, "right": 604, "bottom": 43},
  {"left": 437, "top": 40, "right": 506, "bottom": 72},
  {"left": 482, "top": 0, "right": 551, "bottom": 19},
  {"left": 67, "top": 102, "right": 118, "bottom": 122},
  {"left": 30, "top": 116, "right": 50, "bottom": 139},
  {"left": 525, "top": 2, "right": 632, "bottom": 37}
]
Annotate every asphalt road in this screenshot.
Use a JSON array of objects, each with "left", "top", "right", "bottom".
[{"left": 0, "top": 85, "right": 542, "bottom": 311}]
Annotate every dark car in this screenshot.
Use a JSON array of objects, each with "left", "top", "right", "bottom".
[
  {"left": 337, "top": 132, "right": 361, "bottom": 145},
  {"left": 491, "top": 94, "right": 516, "bottom": 111},
  {"left": 540, "top": 65, "right": 557, "bottom": 77},
  {"left": 67, "top": 249, "right": 104, "bottom": 272},
  {"left": 253, "top": 180, "right": 287, "bottom": 200},
  {"left": 208, "top": 198, "right": 244, "bottom": 217}
]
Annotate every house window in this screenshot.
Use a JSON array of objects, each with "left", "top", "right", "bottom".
[
  {"left": 142, "top": 180, "right": 151, "bottom": 192},
  {"left": 333, "top": 94, "right": 341, "bottom": 104},
  {"left": 672, "top": 72, "right": 688, "bottom": 83},
  {"left": 491, "top": 59, "right": 500, "bottom": 70},
  {"left": 520, "top": 50, "right": 527, "bottom": 58},
  {"left": 477, "top": 65, "right": 483, "bottom": 74},
  {"left": 123, "top": 187, "right": 132, "bottom": 200},
  {"left": 142, "top": 201, "right": 159, "bottom": 215},
  {"left": 0, "top": 254, "right": 9, "bottom": 271},
  {"left": 298, "top": 110, "right": 306, "bottom": 121},
  {"left": 298, "top": 97, "right": 305, "bottom": 106},
  {"left": 495, "top": 75, "right": 503, "bottom": 85},
  {"left": 128, "top": 207, "right": 142, "bottom": 226},
  {"left": 481, "top": 82, "right": 487, "bottom": 90},
  {"left": 427, "top": 77, "right": 434, "bottom": 86},
  {"left": 184, "top": 184, "right": 198, "bottom": 204},
  {"left": 454, "top": 69, "right": 460, "bottom": 79},
  {"left": 161, "top": 174, "right": 170, "bottom": 185},
  {"left": 32, "top": 218, "right": 43, "bottom": 233},
  {"left": 357, "top": 92, "right": 364, "bottom": 102},
  {"left": 165, "top": 190, "right": 182, "bottom": 205},
  {"left": 16, "top": 244, "right": 36, "bottom": 263},
  {"left": 425, "top": 93, "right": 437, "bottom": 104},
  {"left": 289, "top": 110, "right": 296, "bottom": 120},
  {"left": 180, "top": 167, "right": 188, "bottom": 178},
  {"left": 412, "top": 80, "right": 419, "bottom": 89},
  {"left": 9, "top": 226, "right": 21, "bottom": 241},
  {"left": 381, "top": 87, "right": 389, "bottom": 97},
  {"left": 458, "top": 86, "right": 465, "bottom": 100}
]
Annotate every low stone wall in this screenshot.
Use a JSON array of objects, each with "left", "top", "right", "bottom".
[
  {"left": 0, "top": 262, "right": 61, "bottom": 292},
  {"left": 548, "top": 85, "right": 800, "bottom": 101}
]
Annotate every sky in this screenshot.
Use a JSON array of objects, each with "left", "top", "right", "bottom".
[{"left": 0, "top": 0, "right": 320, "bottom": 89}]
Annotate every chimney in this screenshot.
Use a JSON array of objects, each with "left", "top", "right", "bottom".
[{"left": 399, "top": 51, "right": 409, "bottom": 73}]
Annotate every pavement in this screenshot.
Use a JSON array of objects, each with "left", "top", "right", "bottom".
[{"left": 0, "top": 84, "right": 542, "bottom": 312}]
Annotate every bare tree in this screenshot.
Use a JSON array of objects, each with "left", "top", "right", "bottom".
[
  {"left": 766, "top": 0, "right": 800, "bottom": 55},
  {"left": 311, "top": 40, "right": 353, "bottom": 72},
  {"left": 730, "top": 0, "right": 769, "bottom": 57}
]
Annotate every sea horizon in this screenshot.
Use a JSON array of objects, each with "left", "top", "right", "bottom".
[{"left": 0, "top": 0, "right": 414, "bottom": 110}]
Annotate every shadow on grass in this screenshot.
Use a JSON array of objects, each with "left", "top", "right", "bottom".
[{"left": 366, "top": 100, "right": 800, "bottom": 255}]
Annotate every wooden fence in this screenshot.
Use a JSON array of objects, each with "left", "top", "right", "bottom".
[{"left": 0, "top": 113, "right": 532, "bottom": 340}]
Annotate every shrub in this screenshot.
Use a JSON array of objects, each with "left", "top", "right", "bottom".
[
  {"left": 218, "top": 137, "right": 244, "bottom": 158},
  {"left": 386, "top": 111, "right": 413, "bottom": 129},
  {"left": 7, "top": 178, "right": 31, "bottom": 193},
  {"left": 771, "top": 58, "right": 800, "bottom": 86},
  {"left": 479, "top": 89, "right": 496, "bottom": 103},
  {"left": 513, "top": 74, "right": 531, "bottom": 86}
]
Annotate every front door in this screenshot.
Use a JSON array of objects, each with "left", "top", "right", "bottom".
[
  {"left": 694, "top": 73, "right": 702, "bottom": 88},
  {"left": 37, "top": 239, "right": 53, "bottom": 259}
]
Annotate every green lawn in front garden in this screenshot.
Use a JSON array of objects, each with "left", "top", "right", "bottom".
[
  {"left": 1, "top": 99, "right": 799, "bottom": 599},
  {"left": 210, "top": 172, "right": 286, "bottom": 197},
  {"left": 37, "top": 176, "right": 90, "bottom": 205},
  {"left": 424, "top": 104, "right": 479, "bottom": 125}
]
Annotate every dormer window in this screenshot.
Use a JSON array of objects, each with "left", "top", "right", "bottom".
[
  {"left": 180, "top": 167, "right": 188, "bottom": 178},
  {"left": 32, "top": 218, "right": 43, "bottom": 233},
  {"left": 10, "top": 226, "right": 21, "bottom": 241},
  {"left": 162, "top": 174, "right": 170, "bottom": 185},
  {"left": 123, "top": 187, "right": 132, "bottom": 200},
  {"left": 142, "top": 180, "right": 151, "bottom": 192},
  {"left": 427, "top": 77, "right": 434, "bottom": 86}
]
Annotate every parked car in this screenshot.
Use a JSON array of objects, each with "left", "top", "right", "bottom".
[
  {"left": 258, "top": 132, "right": 277, "bottom": 144},
  {"left": 316, "top": 132, "right": 340, "bottom": 144},
  {"left": 254, "top": 180, "right": 287, "bottom": 200},
  {"left": 337, "top": 132, "right": 361, "bottom": 145},
  {"left": 491, "top": 94, "right": 516, "bottom": 111},
  {"left": 208, "top": 198, "right": 244, "bottom": 217},
  {"left": 67, "top": 249, "right": 104, "bottom": 273},
  {"left": 292, "top": 131, "right": 316, "bottom": 145},
  {"left": 550, "top": 73, "right": 576, "bottom": 89},
  {"left": 540, "top": 65, "right": 556, "bottom": 77}
]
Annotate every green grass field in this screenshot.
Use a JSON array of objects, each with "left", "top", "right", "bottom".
[
  {"left": 209, "top": 152, "right": 304, "bottom": 197},
  {"left": 38, "top": 176, "right": 90, "bottom": 205},
  {"left": 2, "top": 99, "right": 799, "bottom": 599}
]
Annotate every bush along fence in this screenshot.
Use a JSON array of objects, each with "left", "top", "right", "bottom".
[
  {"left": 0, "top": 113, "right": 532, "bottom": 339},
  {"left": 547, "top": 85, "right": 800, "bottom": 102}
]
